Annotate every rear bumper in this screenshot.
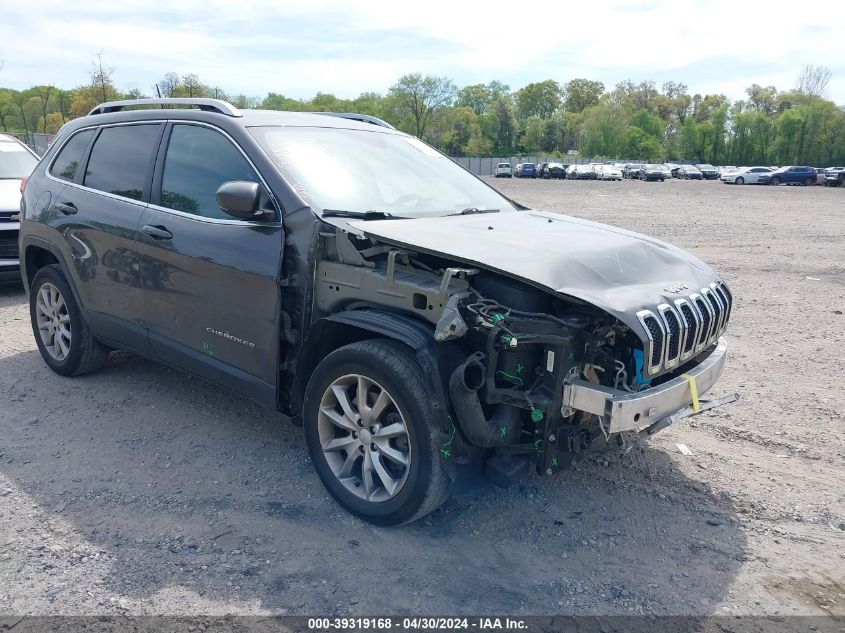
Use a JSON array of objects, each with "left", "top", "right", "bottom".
[{"left": 563, "top": 338, "right": 730, "bottom": 434}]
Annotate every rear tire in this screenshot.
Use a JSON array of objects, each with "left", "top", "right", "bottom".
[
  {"left": 29, "top": 265, "right": 108, "bottom": 377},
  {"left": 303, "top": 340, "right": 450, "bottom": 526},
  {"left": 803, "top": 177, "right": 813, "bottom": 186}
]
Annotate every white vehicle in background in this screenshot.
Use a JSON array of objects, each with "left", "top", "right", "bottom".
[
  {"left": 658, "top": 165, "right": 673, "bottom": 179},
  {"left": 720, "top": 166, "right": 772, "bottom": 185},
  {"left": 495, "top": 162, "right": 513, "bottom": 178},
  {"left": 0, "top": 133, "right": 39, "bottom": 283},
  {"left": 596, "top": 164, "right": 623, "bottom": 181}
]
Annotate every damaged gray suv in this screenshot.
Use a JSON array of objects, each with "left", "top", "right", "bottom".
[{"left": 19, "top": 98, "right": 736, "bottom": 525}]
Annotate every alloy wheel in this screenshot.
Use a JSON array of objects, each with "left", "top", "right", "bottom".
[
  {"left": 35, "top": 282, "right": 72, "bottom": 361},
  {"left": 317, "top": 374, "right": 411, "bottom": 502}
]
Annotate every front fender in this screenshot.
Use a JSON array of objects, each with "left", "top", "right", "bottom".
[{"left": 294, "top": 309, "right": 464, "bottom": 438}]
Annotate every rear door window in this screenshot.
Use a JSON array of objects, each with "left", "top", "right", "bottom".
[
  {"left": 84, "top": 124, "right": 163, "bottom": 200},
  {"left": 50, "top": 129, "right": 95, "bottom": 182}
]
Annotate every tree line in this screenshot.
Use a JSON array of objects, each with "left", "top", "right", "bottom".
[{"left": 1, "top": 56, "right": 842, "bottom": 166}]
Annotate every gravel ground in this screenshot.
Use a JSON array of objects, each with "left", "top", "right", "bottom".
[{"left": 0, "top": 177, "right": 843, "bottom": 618}]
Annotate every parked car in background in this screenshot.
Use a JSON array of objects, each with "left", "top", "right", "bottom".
[
  {"left": 677, "top": 165, "right": 704, "bottom": 180},
  {"left": 640, "top": 164, "right": 666, "bottom": 182},
  {"left": 716, "top": 166, "right": 737, "bottom": 176},
  {"left": 542, "top": 163, "right": 566, "bottom": 179},
  {"left": 763, "top": 165, "right": 816, "bottom": 186},
  {"left": 495, "top": 162, "right": 512, "bottom": 178},
  {"left": 657, "top": 165, "right": 673, "bottom": 179},
  {"left": 515, "top": 162, "right": 537, "bottom": 178},
  {"left": 695, "top": 164, "right": 719, "bottom": 180},
  {"left": 622, "top": 163, "right": 643, "bottom": 179},
  {"left": 0, "top": 134, "right": 40, "bottom": 283},
  {"left": 812, "top": 168, "right": 825, "bottom": 185},
  {"left": 720, "top": 166, "right": 772, "bottom": 185},
  {"left": 567, "top": 164, "right": 595, "bottom": 180},
  {"left": 824, "top": 166, "right": 845, "bottom": 186},
  {"left": 596, "top": 164, "right": 622, "bottom": 181}
]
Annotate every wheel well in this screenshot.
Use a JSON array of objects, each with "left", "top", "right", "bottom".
[
  {"left": 24, "top": 246, "right": 58, "bottom": 289},
  {"left": 285, "top": 320, "right": 416, "bottom": 419}
]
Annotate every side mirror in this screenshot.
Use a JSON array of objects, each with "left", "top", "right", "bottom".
[{"left": 216, "top": 181, "right": 266, "bottom": 220}]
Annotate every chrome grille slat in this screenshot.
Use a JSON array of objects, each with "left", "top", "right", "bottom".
[
  {"left": 700, "top": 288, "right": 721, "bottom": 345},
  {"left": 719, "top": 283, "right": 733, "bottom": 324},
  {"left": 674, "top": 298, "right": 699, "bottom": 362},
  {"left": 657, "top": 303, "right": 682, "bottom": 368},
  {"left": 713, "top": 283, "right": 731, "bottom": 334},
  {"left": 706, "top": 286, "right": 726, "bottom": 342},
  {"left": 638, "top": 281, "right": 732, "bottom": 377},
  {"left": 637, "top": 310, "right": 665, "bottom": 375}
]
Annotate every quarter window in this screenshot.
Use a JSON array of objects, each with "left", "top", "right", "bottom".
[
  {"left": 84, "top": 125, "right": 162, "bottom": 200},
  {"left": 50, "top": 129, "right": 95, "bottom": 182},
  {"left": 160, "top": 125, "right": 259, "bottom": 220}
]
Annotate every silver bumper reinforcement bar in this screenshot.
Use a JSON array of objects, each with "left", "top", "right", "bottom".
[{"left": 562, "top": 338, "right": 737, "bottom": 434}]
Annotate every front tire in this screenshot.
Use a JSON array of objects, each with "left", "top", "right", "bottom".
[
  {"left": 772, "top": 176, "right": 782, "bottom": 185},
  {"left": 735, "top": 176, "right": 745, "bottom": 185},
  {"left": 303, "top": 340, "right": 450, "bottom": 526},
  {"left": 29, "top": 265, "right": 108, "bottom": 377}
]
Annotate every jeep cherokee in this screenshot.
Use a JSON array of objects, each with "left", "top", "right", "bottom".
[{"left": 19, "top": 98, "right": 737, "bottom": 525}]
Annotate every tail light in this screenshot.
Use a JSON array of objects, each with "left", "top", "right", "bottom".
[{"left": 20, "top": 176, "right": 29, "bottom": 194}]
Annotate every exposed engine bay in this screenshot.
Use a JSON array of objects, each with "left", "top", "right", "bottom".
[{"left": 313, "top": 229, "right": 735, "bottom": 484}]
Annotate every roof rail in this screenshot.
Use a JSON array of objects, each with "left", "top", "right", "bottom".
[
  {"left": 88, "top": 98, "right": 242, "bottom": 117},
  {"left": 312, "top": 112, "right": 395, "bottom": 130}
]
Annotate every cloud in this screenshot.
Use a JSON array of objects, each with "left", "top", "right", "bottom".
[{"left": 1, "top": 0, "right": 844, "bottom": 102}]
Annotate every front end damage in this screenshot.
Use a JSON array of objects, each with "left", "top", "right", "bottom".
[{"left": 314, "top": 227, "right": 738, "bottom": 484}]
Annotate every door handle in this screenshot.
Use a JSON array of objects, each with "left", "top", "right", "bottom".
[
  {"left": 54, "top": 202, "right": 78, "bottom": 215},
  {"left": 141, "top": 224, "right": 173, "bottom": 240}
]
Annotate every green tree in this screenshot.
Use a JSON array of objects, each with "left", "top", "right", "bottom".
[
  {"left": 624, "top": 126, "right": 664, "bottom": 160},
  {"left": 514, "top": 80, "right": 562, "bottom": 119},
  {"left": 260, "top": 93, "right": 302, "bottom": 111},
  {"left": 563, "top": 79, "right": 604, "bottom": 113},
  {"left": 455, "top": 81, "right": 509, "bottom": 116},
  {"left": 629, "top": 109, "right": 664, "bottom": 139},
  {"left": 491, "top": 98, "right": 516, "bottom": 155},
  {"left": 388, "top": 73, "right": 456, "bottom": 138},
  {"left": 0, "top": 88, "right": 18, "bottom": 132},
  {"left": 581, "top": 104, "right": 627, "bottom": 157}
]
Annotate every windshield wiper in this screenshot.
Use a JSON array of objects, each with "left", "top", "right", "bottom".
[
  {"left": 321, "top": 209, "right": 404, "bottom": 220},
  {"left": 454, "top": 207, "right": 500, "bottom": 216}
]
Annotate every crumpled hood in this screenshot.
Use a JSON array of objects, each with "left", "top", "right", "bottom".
[{"left": 347, "top": 209, "right": 722, "bottom": 329}]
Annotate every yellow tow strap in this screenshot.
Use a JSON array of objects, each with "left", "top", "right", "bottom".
[{"left": 680, "top": 373, "right": 700, "bottom": 413}]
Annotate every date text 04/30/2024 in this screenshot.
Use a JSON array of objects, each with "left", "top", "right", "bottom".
[{"left": 307, "top": 617, "right": 528, "bottom": 630}]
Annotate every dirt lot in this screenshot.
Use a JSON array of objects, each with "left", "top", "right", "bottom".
[{"left": 1, "top": 178, "right": 843, "bottom": 618}]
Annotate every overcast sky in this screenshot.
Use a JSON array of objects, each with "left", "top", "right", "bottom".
[{"left": 2, "top": 0, "right": 844, "bottom": 104}]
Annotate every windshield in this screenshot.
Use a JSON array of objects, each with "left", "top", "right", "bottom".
[
  {"left": 699, "top": 164, "right": 715, "bottom": 170},
  {"left": 249, "top": 126, "right": 513, "bottom": 217},
  {"left": 0, "top": 141, "right": 38, "bottom": 179},
  {"left": 645, "top": 164, "right": 660, "bottom": 170}
]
